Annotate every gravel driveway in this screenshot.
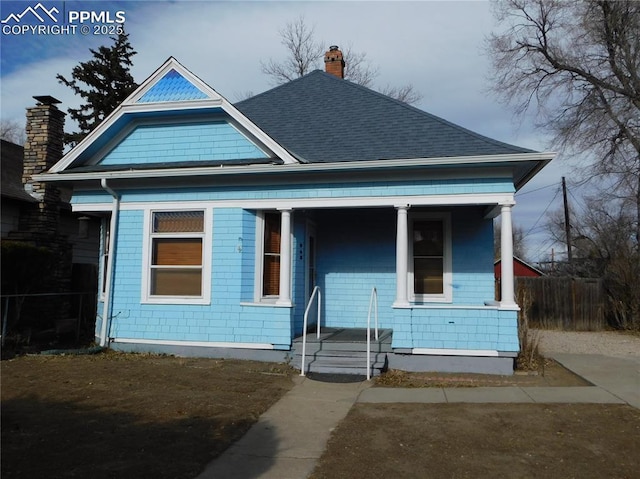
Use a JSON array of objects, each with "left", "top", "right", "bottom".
[{"left": 535, "top": 330, "right": 640, "bottom": 359}]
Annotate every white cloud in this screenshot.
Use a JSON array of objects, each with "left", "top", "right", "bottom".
[{"left": 1, "top": 0, "right": 574, "bottom": 261}]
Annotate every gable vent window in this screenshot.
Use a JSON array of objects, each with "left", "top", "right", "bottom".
[{"left": 143, "top": 210, "right": 211, "bottom": 303}]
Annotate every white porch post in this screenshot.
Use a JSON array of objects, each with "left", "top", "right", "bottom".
[
  {"left": 394, "top": 205, "right": 410, "bottom": 307},
  {"left": 277, "top": 208, "right": 293, "bottom": 305},
  {"left": 500, "top": 202, "right": 517, "bottom": 307}
]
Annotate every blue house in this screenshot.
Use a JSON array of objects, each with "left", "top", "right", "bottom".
[{"left": 37, "top": 53, "right": 553, "bottom": 375}]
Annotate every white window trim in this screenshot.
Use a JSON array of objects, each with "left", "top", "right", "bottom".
[
  {"left": 254, "top": 210, "right": 279, "bottom": 303},
  {"left": 408, "top": 212, "right": 453, "bottom": 303},
  {"left": 141, "top": 207, "right": 212, "bottom": 305}
]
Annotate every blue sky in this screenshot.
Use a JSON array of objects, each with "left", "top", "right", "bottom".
[{"left": 0, "top": 0, "right": 584, "bottom": 262}]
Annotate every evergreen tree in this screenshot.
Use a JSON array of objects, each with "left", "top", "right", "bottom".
[{"left": 57, "top": 32, "right": 138, "bottom": 146}]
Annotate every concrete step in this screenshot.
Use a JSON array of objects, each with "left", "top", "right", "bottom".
[
  {"left": 291, "top": 328, "right": 392, "bottom": 376},
  {"left": 293, "top": 349, "right": 389, "bottom": 359},
  {"left": 293, "top": 328, "right": 393, "bottom": 345},
  {"left": 302, "top": 356, "right": 387, "bottom": 376},
  {"left": 293, "top": 342, "right": 392, "bottom": 354}
]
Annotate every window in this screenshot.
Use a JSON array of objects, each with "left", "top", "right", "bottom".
[
  {"left": 262, "top": 212, "right": 281, "bottom": 297},
  {"left": 409, "top": 214, "right": 451, "bottom": 302},
  {"left": 143, "top": 210, "right": 210, "bottom": 303}
]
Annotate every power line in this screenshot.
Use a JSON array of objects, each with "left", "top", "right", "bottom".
[
  {"left": 516, "top": 182, "right": 559, "bottom": 197},
  {"left": 529, "top": 237, "right": 559, "bottom": 263},
  {"left": 521, "top": 185, "right": 561, "bottom": 240}
]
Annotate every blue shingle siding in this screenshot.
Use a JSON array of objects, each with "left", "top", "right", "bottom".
[
  {"left": 99, "top": 121, "right": 266, "bottom": 166},
  {"left": 240, "top": 210, "right": 257, "bottom": 303},
  {"left": 451, "top": 208, "right": 496, "bottom": 305},
  {"left": 77, "top": 60, "right": 538, "bottom": 360},
  {"left": 97, "top": 207, "right": 293, "bottom": 347},
  {"left": 316, "top": 209, "right": 396, "bottom": 330},
  {"left": 94, "top": 200, "right": 519, "bottom": 354},
  {"left": 72, "top": 177, "right": 514, "bottom": 206},
  {"left": 137, "top": 69, "right": 209, "bottom": 103},
  {"left": 391, "top": 308, "right": 519, "bottom": 352},
  {"left": 292, "top": 217, "right": 308, "bottom": 335}
]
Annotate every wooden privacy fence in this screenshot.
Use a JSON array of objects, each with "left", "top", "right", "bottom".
[{"left": 516, "top": 277, "right": 606, "bottom": 331}]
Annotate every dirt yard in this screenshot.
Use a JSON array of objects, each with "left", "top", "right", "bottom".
[
  {"left": 375, "top": 358, "right": 589, "bottom": 388},
  {"left": 1, "top": 352, "right": 295, "bottom": 479},
  {"left": 2, "top": 343, "right": 639, "bottom": 479},
  {"left": 311, "top": 334, "right": 640, "bottom": 479},
  {"left": 309, "top": 402, "right": 640, "bottom": 479}
]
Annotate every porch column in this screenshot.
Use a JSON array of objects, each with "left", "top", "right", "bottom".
[
  {"left": 500, "top": 202, "right": 517, "bottom": 307},
  {"left": 394, "top": 205, "right": 410, "bottom": 307},
  {"left": 277, "top": 208, "right": 293, "bottom": 306}
]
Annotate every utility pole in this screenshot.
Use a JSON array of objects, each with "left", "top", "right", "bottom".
[
  {"left": 562, "top": 177, "right": 573, "bottom": 265},
  {"left": 562, "top": 177, "right": 576, "bottom": 329}
]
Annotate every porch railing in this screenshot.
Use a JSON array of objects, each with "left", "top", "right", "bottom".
[
  {"left": 366, "top": 286, "right": 379, "bottom": 380},
  {"left": 300, "top": 286, "right": 321, "bottom": 377}
]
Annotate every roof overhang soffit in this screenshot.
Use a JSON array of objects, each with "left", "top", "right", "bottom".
[{"left": 36, "top": 152, "right": 555, "bottom": 188}]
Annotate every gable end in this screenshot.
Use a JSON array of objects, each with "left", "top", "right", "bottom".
[{"left": 136, "top": 69, "right": 209, "bottom": 103}]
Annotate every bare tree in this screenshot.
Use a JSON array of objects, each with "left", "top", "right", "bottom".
[
  {"left": 1, "top": 119, "right": 26, "bottom": 145},
  {"left": 545, "top": 191, "right": 639, "bottom": 329},
  {"left": 261, "top": 15, "right": 325, "bottom": 84},
  {"left": 379, "top": 84, "right": 424, "bottom": 106},
  {"left": 261, "top": 16, "right": 422, "bottom": 104},
  {"left": 494, "top": 221, "right": 528, "bottom": 260},
  {"left": 340, "top": 45, "right": 378, "bottom": 88},
  {"left": 487, "top": 0, "right": 640, "bottom": 245}
]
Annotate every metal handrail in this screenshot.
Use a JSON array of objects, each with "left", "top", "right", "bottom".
[
  {"left": 366, "top": 287, "right": 379, "bottom": 380},
  {"left": 300, "top": 286, "right": 321, "bottom": 377}
]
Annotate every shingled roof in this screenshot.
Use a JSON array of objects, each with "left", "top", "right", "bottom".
[
  {"left": 235, "top": 70, "right": 535, "bottom": 163},
  {"left": 1, "top": 139, "right": 37, "bottom": 203}
]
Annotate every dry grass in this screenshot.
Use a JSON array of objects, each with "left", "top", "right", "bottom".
[
  {"left": 517, "top": 285, "right": 543, "bottom": 371},
  {"left": 1, "top": 352, "right": 296, "bottom": 479}
]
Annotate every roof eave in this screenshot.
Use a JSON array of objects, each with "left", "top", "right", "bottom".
[
  {"left": 514, "top": 155, "right": 554, "bottom": 191},
  {"left": 34, "top": 152, "right": 555, "bottom": 183}
]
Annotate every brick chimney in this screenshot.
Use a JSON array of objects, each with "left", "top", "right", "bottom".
[{"left": 324, "top": 45, "right": 345, "bottom": 79}]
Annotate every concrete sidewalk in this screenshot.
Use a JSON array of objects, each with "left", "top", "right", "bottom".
[
  {"left": 195, "top": 377, "right": 370, "bottom": 479},
  {"left": 551, "top": 353, "right": 640, "bottom": 409},
  {"left": 196, "top": 354, "right": 639, "bottom": 478},
  {"left": 359, "top": 353, "right": 639, "bottom": 406}
]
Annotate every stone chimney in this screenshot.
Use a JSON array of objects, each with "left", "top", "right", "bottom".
[
  {"left": 324, "top": 45, "right": 345, "bottom": 79},
  {"left": 23, "top": 96, "right": 65, "bottom": 196},
  {"left": 22, "top": 95, "right": 65, "bottom": 236},
  {"left": 12, "top": 95, "right": 73, "bottom": 331}
]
